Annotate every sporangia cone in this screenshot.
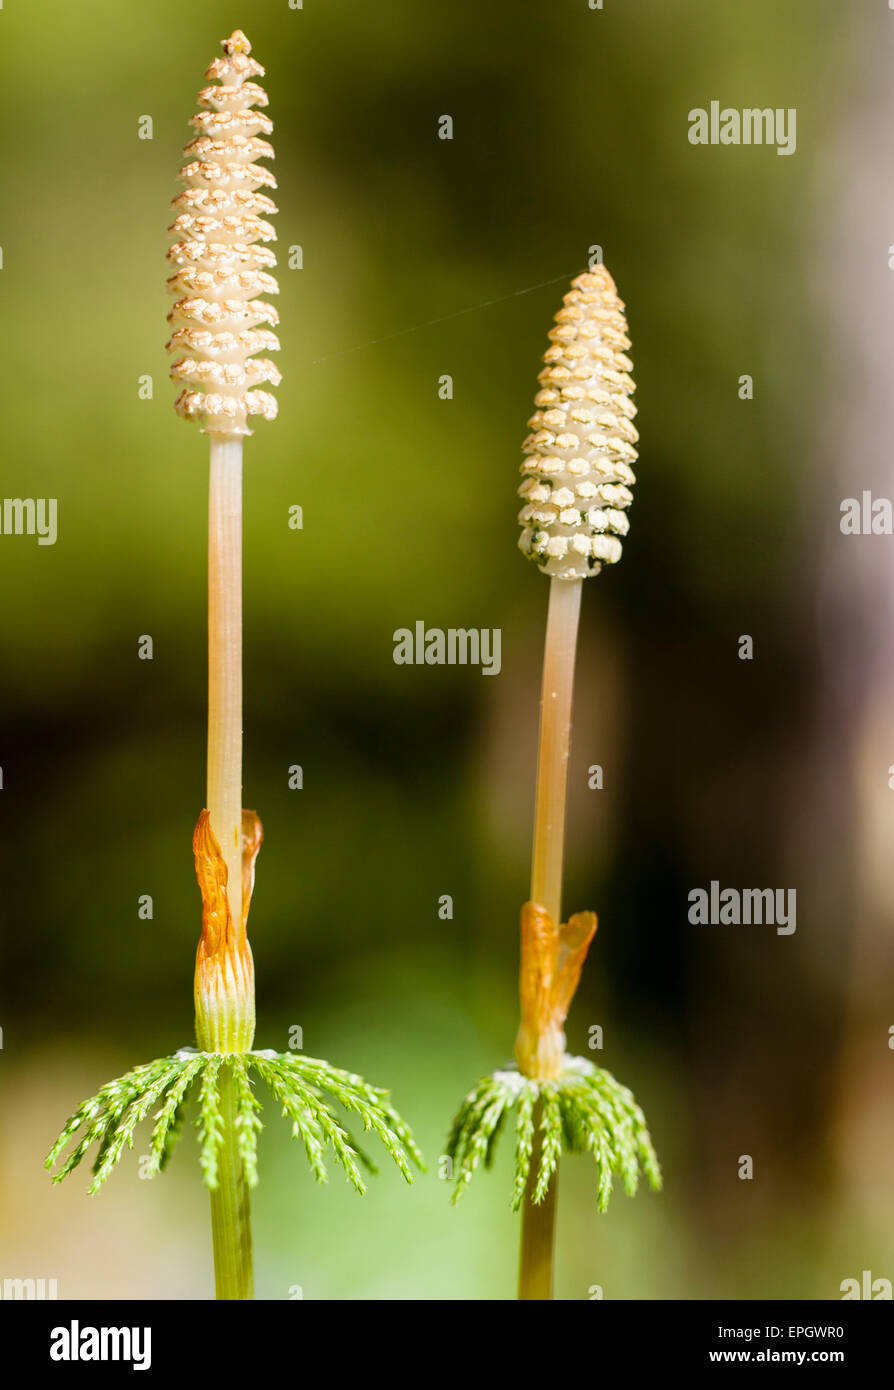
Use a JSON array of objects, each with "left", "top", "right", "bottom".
[
  {"left": 167, "top": 30, "right": 280, "bottom": 436},
  {"left": 518, "top": 267, "right": 638, "bottom": 580}
]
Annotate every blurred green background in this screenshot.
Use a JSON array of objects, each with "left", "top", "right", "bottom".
[{"left": 1, "top": 0, "right": 891, "bottom": 1299}]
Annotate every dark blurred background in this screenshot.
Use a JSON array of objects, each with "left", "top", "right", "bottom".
[{"left": 1, "top": 0, "right": 891, "bottom": 1298}]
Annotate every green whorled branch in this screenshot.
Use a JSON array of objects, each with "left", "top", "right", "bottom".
[
  {"left": 46, "top": 1048, "right": 423, "bottom": 1196},
  {"left": 445, "top": 1055, "right": 660, "bottom": 1212}
]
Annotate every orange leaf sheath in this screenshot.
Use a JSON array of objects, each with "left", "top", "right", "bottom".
[
  {"left": 193, "top": 808, "right": 263, "bottom": 1053},
  {"left": 514, "top": 902, "right": 597, "bottom": 1080}
]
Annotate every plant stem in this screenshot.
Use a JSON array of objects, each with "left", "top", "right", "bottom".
[
  {"left": 518, "top": 1108, "right": 559, "bottom": 1301},
  {"left": 209, "top": 1064, "right": 254, "bottom": 1300},
  {"left": 208, "top": 437, "right": 243, "bottom": 929},
  {"left": 529, "top": 578, "right": 582, "bottom": 926},
  {"left": 518, "top": 576, "right": 582, "bottom": 1301},
  {"left": 206, "top": 436, "right": 252, "bottom": 1298}
]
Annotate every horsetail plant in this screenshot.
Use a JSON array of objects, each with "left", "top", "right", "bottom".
[
  {"left": 445, "top": 267, "right": 660, "bottom": 1299},
  {"left": 47, "top": 29, "right": 421, "bottom": 1300}
]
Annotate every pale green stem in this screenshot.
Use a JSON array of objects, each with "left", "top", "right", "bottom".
[
  {"left": 209, "top": 1065, "right": 254, "bottom": 1300},
  {"left": 518, "top": 1107, "right": 558, "bottom": 1301}
]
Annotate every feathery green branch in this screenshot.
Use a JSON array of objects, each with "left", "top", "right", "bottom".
[
  {"left": 446, "top": 1056, "right": 660, "bottom": 1213},
  {"left": 46, "top": 1048, "right": 422, "bottom": 1196}
]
